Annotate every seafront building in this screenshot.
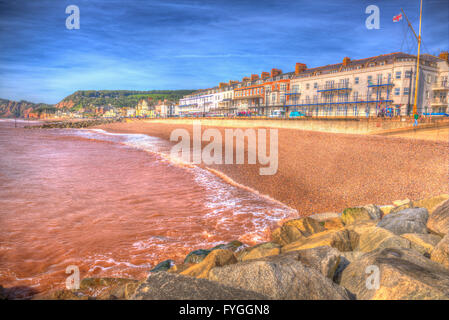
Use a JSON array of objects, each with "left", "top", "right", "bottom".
[{"left": 177, "top": 52, "right": 449, "bottom": 117}]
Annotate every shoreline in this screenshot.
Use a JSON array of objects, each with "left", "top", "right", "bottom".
[
  {"left": 94, "top": 119, "right": 449, "bottom": 216},
  {"left": 28, "top": 194, "right": 449, "bottom": 300}
]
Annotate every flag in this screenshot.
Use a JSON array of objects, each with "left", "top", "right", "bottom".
[{"left": 393, "top": 13, "right": 403, "bottom": 22}]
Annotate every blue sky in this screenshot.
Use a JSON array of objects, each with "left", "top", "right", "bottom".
[{"left": 0, "top": 0, "right": 447, "bottom": 104}]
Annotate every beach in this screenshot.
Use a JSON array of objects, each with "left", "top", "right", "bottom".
[{"left": 96, "top": 119, "right": 449, "bottom": 216}]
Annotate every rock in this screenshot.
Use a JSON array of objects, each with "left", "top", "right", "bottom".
[
  {"left": 293, "top": 246, "right": 341, "bottom": 279},
  {"left": 377, "top": 208, "right": 429, "bottom": 235},
  {"left": 379, "top": 205, "right": 395, "bottom": 216},
  {"left": 210, "top": 240, "right": 245, "bottom": 252},
  {"left": 322, "top": 218, "right": 345, "bottom": 230},
  {"left": 271, "top": 225, "right": 303, "bottom": 246},
  {"left": 208, "top": 252, "right": 350, "bottom": 300},
  {"left": 427, "top": 199, "right": 449, "bottom": 236},
  {"left": 333, "top": 251, "right": 364, "bottom": 284},
  {"left": 401, "top": 233, "right": 442, "bottom": 256},
  {"left": 281, "top": 230, "right": 352, "bottom": 253},
  {"left": 271, "top": 217, "right": 326, "bottom": 246},
  {"left": 340, "top": 248, "right": 449, "bottom": 299},
  {"left": 0, "top": 285, "right": 7, "bottom": 300},
  {"left": 393, "top": 198, "right": 413, "bottom": 207},
  {"left": 150, "top": 259, "right": 175, "bottom": 272},
  {"left": 341, "top": 206, "right": 379, "bottom": 225},
  {"left": 308, "top": 212, "right": 341, "bottom": 221},
  {"left": 184, "top": 249, "right": 211, "bottom": 264},
  {"left": 414, "top": 194, "right": 449, "bottom": 215},
  {"left": 79, "top": 278, "right": 140, "bottom": 300},
  {"left": 237, "top": 242, "right": 281, "bottom": 261},
  {"left": 180, "top": 249, "right": 237, "bottom": 279},
  {"left": 132, "top": 272, "right": 268, "bottom": 300},
  {"left": 281, "top": 229, "right": 352, "bottom": 253},
  {"left": 309, "top": 213, "right": 344, "bottom": 230},
  {"left": 40, "top": 289, "right": 89, "bottom": 300},
  {"left": 431, "top": 234, "right": 449, "bottom": 269},
  {"left": 363, "top": 204, "right": 383, "bottom": 220},
  {"left": 350, "top": 226, "right": 412, "bottom": 253},
  {"left": 390, "top": 199, "right": 414, "bottom": 214}
]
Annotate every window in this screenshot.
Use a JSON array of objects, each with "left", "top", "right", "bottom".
[
  {"left": 355, "top": 77, "right": 359, "bottom": 84},
  {"left": 404, "top": 87, "right": 410, "bottom": 95},
  {"left": 306, "top": 83, "right": 310, "bottom": 90},
  {"left": 314, "top": 82, "right": 318, "bottom": 89},
  {"left": 292, "top": 85, "right": 299, "bottom": 93},
  {"left": 396, "top": 71, "right": 402, "bottom": 79},
  {"left": 394, "top": 88, "right": 400, "bottom": 96}
]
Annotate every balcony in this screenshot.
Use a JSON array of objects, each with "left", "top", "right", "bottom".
[
  {"left": 285, "top": 90, "right": 301, "bottom": 96},
  {"left": 285, "top": 94, "right": 393, "bottom": 107},
  {"left": 431, "top": 98, "right": 448, "bottom": 106},
  {"left": 432, "top": 82, "right": 449, "bottom": 91},
  {"left": 317, "top": 82, "right": 352, "bottom": 92}
]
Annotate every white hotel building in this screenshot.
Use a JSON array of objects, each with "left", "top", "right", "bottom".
[{"left": 286, "top": 52, "right": 449, "bottom": 117}]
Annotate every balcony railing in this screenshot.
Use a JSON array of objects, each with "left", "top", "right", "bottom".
[
  {"left": 432, "top": 82, "right": 449, "bottom": 91},
  {"left": 285, "top": 94, "right": 394, "bottom": 106},
  {"left": 317, "top": 82, "right": 352, "bottom": 92},
  {"left": 431, "top": 98, "right": 448, "bottom": 106}
]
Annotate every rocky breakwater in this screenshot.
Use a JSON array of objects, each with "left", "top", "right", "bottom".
[
  {"left": 21, "top": 194, "right": 449, "bottom": 300},
  {"left": 24, "top": 118, "right": 123, "bottom": 129}
]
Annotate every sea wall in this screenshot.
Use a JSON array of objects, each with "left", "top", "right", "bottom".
[{"left": 144, "top": 117, "right": 449, "bottom": 135}]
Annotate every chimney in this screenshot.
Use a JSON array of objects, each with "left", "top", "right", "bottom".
[
  {"left": 261, "top": 71, "right": 270, "bottom": 79},
  {"left": 295, "top": 63, "right": 307, "bottom": 75},
  {"left": 343, "top": 57, "right": 351, "bottom": 66},
  {"left": 438, "top": 51, "right": 449, "bottom": 62},
  {"left": 271, "top": 68, "right": 282, "bottom": 78},
  {"left": 242, "top": 76, "right": 250, "bottom": 82},
  {"left": 251, "top": 74, "right": 260, "bottom": 81}
]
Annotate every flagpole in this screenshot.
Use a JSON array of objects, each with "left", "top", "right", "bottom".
[{"left": 413, "top": 0, "right": 423, "bottom": 116}]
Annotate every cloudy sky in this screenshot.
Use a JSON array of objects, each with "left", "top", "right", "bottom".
[{"left": 0, "top": 0, "right": 447, "bottom": 103}]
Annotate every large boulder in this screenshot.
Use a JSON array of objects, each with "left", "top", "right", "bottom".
[
  {"left": 180, "top": 249, "right": 237, "bottom": 279},
  {"left": 150, "top": 259, "right": 175, "bottom": 273},
  {"left": 431, "top": 234, "right": 449, "bottom": 269},
  {"left": 183, "top": 241, "right": 244, "bottom": 265},
  {"left": 184, "top": 249, "right": 211, "bottom": 264},
  {"left": 333, "top": 251, "right": 365, "bottom": 284},
  {"left": 427, "top": 199, "right": 449, "bottom": 236},
  {"left": 379, "top": 205, "right": 395, "bottom": 216},
  {"left": 237, "top": 242, "right": 281, "bottom": 261},
  {"left": 340, "top": 248, "right": 449, "bottom": 299},
  {"left": 377, "top": 208, "right": 429, "bottom": 235},
  {"left": 38, "top": 289, "right": 89, "bottom": 300},
  {"left": 132, "top": 272, "right": 268, "bottom": 300},
  {"left": 208, "top": 252, "right": 351, "bottom": 300},
  {"left": 271, "top": 217, "right": 326, "bottom": 246},
  {"left": 308, "top": 212, "right": 340, "bottom": 221},
  {"left": 308, "top": 212, "right": 344, "bottom": 230},
  {"left": 390, "top": 199, "right": 414, "bottom": 214},
  {"left": 401, "top": 233, "right": 442, "bottom": 256},
  {"left": 79, "top": 278, "right": 140, "bottom": 300},
  {"left": 293, "top": 246, "right": 341, "bottom": 279},
  {"left": 414, "top": 194, "right": 449, "bottom": 215},
  {"left": 350, "top": 226, "right": 412, "bottom": 253},
  {"left": 341, "top": 205, "right": 381, "bottom": 225},
  {"left": 281, "top": 229, "right": 352, "bottom": 253},
  {"left": 210, "top": 240, "right": 244, "bottom": 252}
]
